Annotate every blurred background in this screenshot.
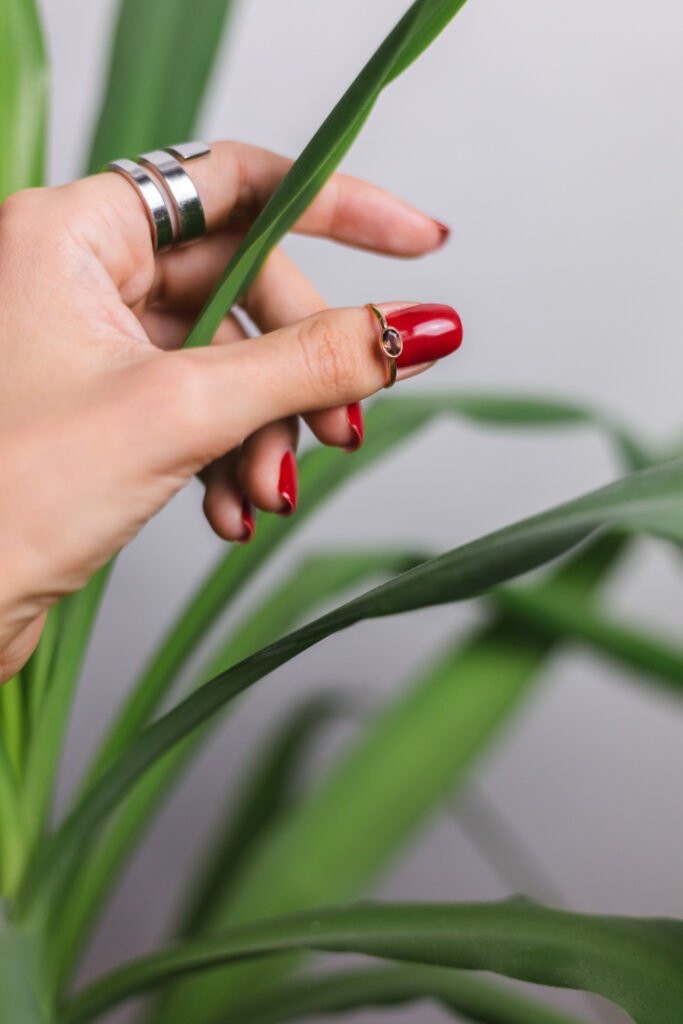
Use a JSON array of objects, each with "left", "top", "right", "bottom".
[{"left": 39, "top": 0, "right": 683, "bottom": 1020}]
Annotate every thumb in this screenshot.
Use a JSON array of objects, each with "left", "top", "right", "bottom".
[{"left": 155, "top": 302, "right": 463, "bottom": 471}]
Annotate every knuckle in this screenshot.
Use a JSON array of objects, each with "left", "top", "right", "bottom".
[
  {"left": 296, "top": 313, "right": 359, "bottom": 398},
  {"left": 0, "top": 188, "right": 48, "bottom": 240}
]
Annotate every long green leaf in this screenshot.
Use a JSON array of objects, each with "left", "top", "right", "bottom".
[
  {"left": 87, "top": 0, "right": 237, "bottom": 172},
  {"left": 51, "top": 549, "right": 420, "bottom": 985},
  {"left": 494, "top": 583, "right": 683, "bottom": 697},
  {"left": 233, "top": 966, "right": 588, "bottom": 1024},
  {"left": 83, "top": 394, "right": 639, "bottom": 791},
  {"left": 174, "top": 696, "right": 343, "bottom": 940},
  {"left": 0, "top": 740, "right": 27, "bottom": 895},
  {"left": 0, "top": 904, "right": 45, "bottom": 1024},
  {"left": 0, "top": 0, "right": 47, "bottom": 201},
  {"left": 159, "top": 535, "right": 623, "bottom": 1024},
  {"left": 184, "top": 0, "right": 471, "bottom": 347},
  {"left": 63, "top": 900, "right": 683, "bottom": 1024},
  {"left": 22, "top": 455, "right": 683, "bottom": 917}
]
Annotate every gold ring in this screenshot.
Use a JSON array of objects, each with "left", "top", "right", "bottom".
[{"left": 366, "top": 304, "right": 402, "bottom": 388}]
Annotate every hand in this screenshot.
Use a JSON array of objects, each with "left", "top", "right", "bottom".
[{"left": 0, "top": 141, "right": 461, "bottom": 682}]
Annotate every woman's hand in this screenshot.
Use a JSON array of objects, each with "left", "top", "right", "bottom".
[{"left": 0, "top": 141, "right": 461, "bottom": 682}]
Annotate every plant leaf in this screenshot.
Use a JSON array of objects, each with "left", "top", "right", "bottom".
[
  {"left": 174, "top": 695, "right": 343, "bottom": 940},
  {"left": 184, "top": 0, "right": 471, "bottom": 347},
  {"left": 229, "top": 966, "right": 589, "bottom": 1024},
  {"left": 0, "top": 904, "right": 46, "bottom": 1024},
  {"left": 494, "top": 582, "right": 683, "bottom": 697},
  {"left": 159, "top": 535, "right": 624, "bottom": 1024},
  {"left": 0, "top": 0, "right": 47, "bottom": 201},
  {"left": 87, "top": 0, "right": 237, "bottom": 172},
  {"left": 63, "top": 899, "right": 683, "bottom": 1024},
  {"left": 22, "top": 455, "right": 683, "bottom": 917},
  {"left": 82, "top": 393, "right": 639, "bottom": 791},
  {"left": 51, "top": 549, "right": 420, "bottom": 985}
]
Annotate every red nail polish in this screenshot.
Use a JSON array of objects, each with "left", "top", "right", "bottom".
[
  {"left": 239, "top": 497, "right": 255, "bottom": 543},
  {"left": 278, "top": 449, "right": 298, "bottom": 516},
  {"left": 433, "top": 220, "right": 451, "bottom": 247},
  {"left": 387, "top": 303, "right": 463, "bottom": 368},
  {"left": 344, "top": 402, "right": 364, "bottom": 452}
]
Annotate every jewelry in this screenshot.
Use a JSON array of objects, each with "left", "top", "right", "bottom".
[
  {"left": 106, "top": 141, "right": 210, "bottom": 252},
  {"left": 366, "top": 304, "right": 402, "bottom": 388},
  {"left": 138, "top": 142, "right": 210, "bottom": 245}
]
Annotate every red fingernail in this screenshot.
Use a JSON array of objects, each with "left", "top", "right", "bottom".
[
  {"left": 278, "top": 449, "right": 298, "bottom": 516},
  {"left": 387, "top": 303, "right": 463, "bottom": 368},
  {"left": 344, "top": 402, "right": 364, "bottom": 452},
  {"left": 433, "top": 220, "right": 451, "bottom": 247},
  {"left": 239, "top": 497, "right": 255, "bottom": 543}
]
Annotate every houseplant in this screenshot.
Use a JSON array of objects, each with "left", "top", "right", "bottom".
[{"left": 1, "top": 1, "right": 682, "bottom": 1021}]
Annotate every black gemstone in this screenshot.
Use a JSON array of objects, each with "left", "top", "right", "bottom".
[{"left": 381, "top": 327, "right": 402, "bottom": 358}]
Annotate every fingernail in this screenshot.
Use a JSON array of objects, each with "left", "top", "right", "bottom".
[
  {"left": 278, "top": 449, "right": 298, "bottom": 516},
  {"left": 387, "top": 304, "right": 463, "bottom": 369},
  {"left": 433, "top": 220, "right": 451, "bottom": 247},
  {"left": 344, "top": 402, "right": 364, "bottom": 452},
  {"left": 239, "top": 497, "right": 255, "bottom": 543}
]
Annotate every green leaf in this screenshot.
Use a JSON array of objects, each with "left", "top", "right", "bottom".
[
  {"left": 21, "top": 566, "right": 112, "bottom": 850},
  {"left": 494, "top": 582, "right": 683, "bottom": 697},
  {"left": 0, "top": 0, "right": 48, "bottom": 200},
  {"left": 82, "top": 393, "right": 639, "bottom": 791},
  {"left": 0, "top": 904, "right": 46, "bottom": 1024},
  {"left": 0, "top": 739, "right": 28, "bottom": 896},
  {"left": 174, "top": 695, "right": 343, "bottom": 940},
  {"left": 87, "top": 0, "right": 237, "bottom": 172},
  {"left": 232, "top": 966, "right": 588, "bottom": 1024},
  {"left": 51, "top": 549, "right": 419, "bottom": 986},
  {"left": 184, "top": 0, "right": 471, "bottom": 347},
  {"left": 23, "top": 455, "right": 683, "bottom": 918},
  {"left": 62, "top": 900, "right": 683, "bottom": 1024},
  {"left": 160, "top": 535, "right": 624, "bottom": 1024},
  {"left": 0, "top": 675, "right": 25, "bottom": 778}
]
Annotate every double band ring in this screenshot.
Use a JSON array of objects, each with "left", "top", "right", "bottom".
[
  {"left": 107, "top": 141, "right": 210, "bottom": 253},
  {"left": 367, "top": 304, "right": 403, "bottom": 388}
]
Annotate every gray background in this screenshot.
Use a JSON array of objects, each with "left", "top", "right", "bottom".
[{"left": 39, "top": 0, "right": 683, "bottom": 1021}]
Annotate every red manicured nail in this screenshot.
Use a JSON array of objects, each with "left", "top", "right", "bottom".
[
  {"left": 433, "top": 220, "right": 451, "bottom": 247},
  {"left": 344, "top": 402, "right": 364, "bottom": 452},
  {"left": 387, "top": 303, "right": 463, "bottom": 369},
  {"left": 239, "top": 497, "right": 255, "bottom": 543},
  {"left": 278, "top": 449, "right": 298, "bottom": 516}
]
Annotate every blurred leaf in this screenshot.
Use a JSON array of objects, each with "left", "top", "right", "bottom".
[
  {"left": 83, "top": 393, "right": 639, "bottom": 792},
  {"left": 175, "top": 695, "right": 343, "bottom": 940},
  {"left": 23, "top": 455, "right": 683, "bottom": 918},
  {"left": 228, "top": 965, "right": 588, "bottom": 1024},
  {"left": 0, "top": 905, "right": 44, "bottom": 1024},
  {"left": 160, "top": 534, "right": 623, "bottom": 1023},
  {"left": 184, "top": 0, "right": 471, "bottom": 346},
  {"left": 0, "top": 676, "right": 25, "bottom": 777},
  {"left": 87, "top": 0, "right": 237, "bottom": 172},
  {"left": 51, "top": 549, "right": 420, "bottom": 986},
  {"left": 0, "top": 740, "right": 27, "bottom": 895},
  {"left": 64, "top": 899, "right": 683, "bottom": 1024},
  {"left": 21, "top": 567, "right": 112, "bottom": 852},
  {"left": 0, "top": 0, "right": 47, "bottom": 200},
  {"left": 495, "top": 582, "right": 683, "bottom": 697}
]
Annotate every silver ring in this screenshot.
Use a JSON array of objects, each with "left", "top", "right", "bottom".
[
  {"left": 139, "top": 142, "right": 210, "bottom": 245},
  {"left": 107, "top": 158, "right": 175, "bottom": 252}
]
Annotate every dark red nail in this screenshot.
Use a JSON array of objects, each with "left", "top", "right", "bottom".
[
  {"left": 239, "top": 497, "right": 255, "bottom": 543},
  {"left": 344, "top": 402, "right": 364, "bottom": 452},
  {"left": 387, "top": 303, "right": 463, "bottom": 368},
  {"left": 278, "top": 449, "right": 298, "bottom": 516},
  {"left": 433, "top": 220, "right": 451, "bottom": 247}
]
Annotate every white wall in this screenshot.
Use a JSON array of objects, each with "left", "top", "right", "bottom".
[{"left": 40, "top": 1, "right": 683, "bottom": 1021}]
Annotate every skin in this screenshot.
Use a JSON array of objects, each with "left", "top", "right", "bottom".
[{"left": 0, "top": 140, "right": 446, "bottom": 684}]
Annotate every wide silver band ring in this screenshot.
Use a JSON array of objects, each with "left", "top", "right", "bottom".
[
  {"left": 106, "top": 141, "right": 210, "bottom": 253},
  {"left": 139, "top": 142, "right": 209, "bottom": 244}
]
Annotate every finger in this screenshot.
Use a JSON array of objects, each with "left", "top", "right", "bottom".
[
  {"left": 202, "top": 450, "right": 255, "bottom": 544},
  {"left": 59, "top": 142, "right": 447, "bottom": 304},
  {"left": 242, "top": 248, "right": 362, "bottom": 450},
  {"left": 140, "top": 305, "right": 244, "bottom": 351},
  {"left": 238, "top": 416, "right": 300, "bottom": 515},
  {"left": 132, "top": 302, "right": 462, "bottom": 477}
]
